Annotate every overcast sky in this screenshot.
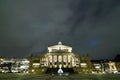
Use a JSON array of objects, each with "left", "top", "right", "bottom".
[{"left": 0, "top": 0, "right": 120, "bottom": 59}]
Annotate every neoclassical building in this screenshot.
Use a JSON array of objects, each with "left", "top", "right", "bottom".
[
  {"left": 29, "top": 42, "right": 91, "bottom": 74},
  {"left": 41, "top": 42, "right": 80, "bottom": 68}
]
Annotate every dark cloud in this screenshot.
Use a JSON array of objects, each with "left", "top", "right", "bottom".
[{"left": 0, "top": 0, "right": 120, "bottom": 59}]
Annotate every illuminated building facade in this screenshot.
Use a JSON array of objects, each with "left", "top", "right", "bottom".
[
  {"left": 29, "top": 42, "right": 91, "bottom": 74},
  {"left": 41, "top": 42, "right": 80, "bottom": 68}
]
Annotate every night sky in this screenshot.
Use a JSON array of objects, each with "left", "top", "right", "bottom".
[{"left": 0, "top": 0, "right": 120, "bottom": 59}]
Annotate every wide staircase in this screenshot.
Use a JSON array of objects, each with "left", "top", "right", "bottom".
[{"left": 45, "top": 68, "right": 75, "bottom": 74}]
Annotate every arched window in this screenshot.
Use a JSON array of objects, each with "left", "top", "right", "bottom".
[
  {"left": 68, "top": 55, "right": 71, "bottom": 63},
  {"left": 54, "top": 55, "right": 57, "bottom": 62},
  {"left": 58, "top": 56, "right": 62, "bottom": 62},
  {"left": 63, "top": 55, "right": 67, "bottom": 62},
  {"left": 49, "top": 55, "right": 52, "bottom": 63}
]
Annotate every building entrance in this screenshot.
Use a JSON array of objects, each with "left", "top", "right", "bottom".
[{"left": 45, "top": 68, "right": 74, "bottom": 74}]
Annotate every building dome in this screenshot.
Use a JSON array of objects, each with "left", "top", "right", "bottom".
[
  {"left": 48, "top": 42, "right": 72, "bottom": 53},
  {"left": 58, "top": 42, "right": 62, "bottom": 45}
]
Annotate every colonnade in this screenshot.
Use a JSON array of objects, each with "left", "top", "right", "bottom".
[{"left": 41, "top": 54, "right": 80, "bottom": 68}]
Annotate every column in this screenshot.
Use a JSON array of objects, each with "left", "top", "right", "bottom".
[
  {"left": 53, "top": 55, "right": 57, "bottom": 68},
  {"left": 68, "top": 55, "right": 71, "bottom": 68}
]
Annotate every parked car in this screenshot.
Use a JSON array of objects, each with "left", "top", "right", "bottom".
[
  {"left": 11, "top": 69, "right": 18, "bottom": 73},
  {"left": 115, "top": 71, "right": 120, "bottom": 74},
  {"left": 2, "top": 69, "right": 9, "bottom": 73}
]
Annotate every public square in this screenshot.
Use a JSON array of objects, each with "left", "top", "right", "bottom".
[
  {"left": 0, "top": 73, "right": 120, "bottom": 80},
  {"left": 1, "top": 0, "right": 120, "bottom": 80}
]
